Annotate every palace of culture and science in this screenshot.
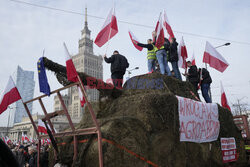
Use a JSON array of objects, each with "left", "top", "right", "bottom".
[{"left": 53, "top": 8, "right": 103, "bottom": 123}]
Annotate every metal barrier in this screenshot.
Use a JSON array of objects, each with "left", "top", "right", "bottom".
[{"left": 22, "top": 81, "right": 103, "bottom": 167}]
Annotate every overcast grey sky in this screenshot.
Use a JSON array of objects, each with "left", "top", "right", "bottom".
[{"left": 0, "top": 0, "right": 250, "bottom": 126}]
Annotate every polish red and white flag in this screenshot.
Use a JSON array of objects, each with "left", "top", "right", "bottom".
[
  {"left": 64, "top": 42, "right": 78, "bottom": 82},
  {"left": 155, "top": 13, "right": 165, "bottom": 49},
  {"left": 221, "top": 81, "right": 231, "bottom": 111},
  {"left": 24, "top": 135, "right": 29, "bottom": 142},
  {"left": 38, "top": 119, "right": 48, "bottom": 134},
  {"left": 178, "top": 37, "right": 188, "bottom": 69},
  {"left": 64, "top": 43, "right": 86, "bottom": 107},
  {"left": 5, "top": 136, "right": 11, "bottom": 144},
  {"left": 94, "top": 7, "right": 118, "bottom": 47},
  {"left": 21, "top": 132, "right": 25, "bottom": 141},
  {"left": 128, "top": 30, "right": 143, "bottom": 51},
  {"left": 0, "top": 76, "right": 21, "bottom": 115},
  {"left": 78, "top": 86, "right": 86, "bottom": 107},
  {"left": 191, "top": 53, "right": 196, "bottom": 66},
  {"left": 46, "top": 139, "right": 51, "bottom": 144},
  {"left": 203, "top": 41, "right": 229, "bottom": 72},
  {"left": 162, "top": 10, "right": 175, "bottom": 40},
  {"left": 153, "top": 12, "right": 162, "bottom": 43}
]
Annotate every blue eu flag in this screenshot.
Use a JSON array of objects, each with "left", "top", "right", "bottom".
[{"left": 38, "top": 57, "right": 50, "bottom": 96}]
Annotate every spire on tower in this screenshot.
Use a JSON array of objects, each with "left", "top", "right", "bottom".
[
  {"left": 85, "top": 6, "right": 88, "bottom": 27},
  {"left": 81, "top": 5, "right": 91, "bottom": 39}
]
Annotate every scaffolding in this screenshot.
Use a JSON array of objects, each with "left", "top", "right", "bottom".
[{"left": 22, "top": 81, "right": 103, "bottom": 167}]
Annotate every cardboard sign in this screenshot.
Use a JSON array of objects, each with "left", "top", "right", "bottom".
[
  {"left": 221, "top": 137, "right": 237, "bottom": 163},
  {"left": 177, "top": 96, "right": 220, "bottom": 143}
]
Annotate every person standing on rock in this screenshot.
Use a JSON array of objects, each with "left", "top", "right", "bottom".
[
  {"left": 169, "top": 37, "right": 182, "bottom": 81},
  {"left": 133, "top": 39, "right": 157, "bottom": 72},
  {"left": 152, "top": 32, "right": 171, "bottom": 76},
  {"left": 198, "top": 68, "right": 212, "bottom": 103},
  {"left": 184, "top": 61, "right": 199, "bottom": 93},
  {"left": 104, "top": 50, "right": 129, "bottom": 88}
]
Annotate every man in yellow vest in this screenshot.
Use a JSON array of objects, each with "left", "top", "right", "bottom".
[{"left": 134, "top": 39, "right": 157, "bottom": 72}]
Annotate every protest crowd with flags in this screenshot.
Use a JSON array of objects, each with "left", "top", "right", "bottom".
[{"left": 0, "top": 5, "right": 239, "bottom": 167}]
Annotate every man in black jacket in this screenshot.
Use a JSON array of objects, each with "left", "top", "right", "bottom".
[
  {"left": 185, "top": 61, "right": 199, "bottom": 93},
  {"left": 27, "top": 146, "right": 37, "bottom": 167},
  {"left": 169, "top": 38, "right": 182, "bottom": 80},
  {"left": 198, "top": 68, "right": 212, "bottom": 103},
  {"left": 104, "top": 50, "right": 129, "bottom": 88}
]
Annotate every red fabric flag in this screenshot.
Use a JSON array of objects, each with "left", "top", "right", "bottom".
[
  {"left": 178, "top": 37, "right": 188, "bottom": 69},
  {"left": 162, "top": 10, "right": 175, "bottom": 40},
  {"left": 221, "top": 81, "right": 231, "bottom": 111},
  {"left": 38, "top": 119, "right": 48, "bottom": 134},
  {"left": 24, "top": 135, "right": 29, "bottom": 142},
  {"left": 94, "top": 7, "right": 118, "bottom": 47},
  {"left": 128, "top": 30, "right": 143, "bottom": 51},
  {"left": 191, "top": 53, "right": 196, "bottom": 66},
  {"left": 64, "top": 42, "right": 78, "bottom": 82},
  {"left": 153, "top": 12, "right": 162, "bottom": 43},
  {"left": 203, "top": 41, "right": 229, "bottom": 72},
  {"left": 155, "top": 14, "right": 165, "bottom": 49},
  {"left": 0, "top": 76, "right": 21, "bottom": 115},
  {"left": 64, "top": 43, "right": 86, "bottom": 107},
  {"left": 21, "top": 132, "right": 25, "bottom": 141},
  {"left": 78, "top": 86, "right": 86, "bottom": 107},
  {"left": 5, "top": 136, "right": 11, "bottom": 144}
]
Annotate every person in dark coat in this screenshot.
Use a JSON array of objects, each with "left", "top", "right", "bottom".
[
  {"left": 169, "top": 37, "right": 182, "bottom": 80},
  {"left": 27, "top": 146, "right": 37, "bottom": 167},
  {"left": 16, "top": 145, "right": 28, "bottom": 167},
  {"left": 198, "top": 68, "right": 212, "bottom": 103},
  {"left": 41, "top": 145, "right": 49, "bottom": 167},
  {"left": 104, "top": 50, "right": 129, "bottom": 88},
  {"left": 185, "top": 61, "right": 199, "bottom": 93}
]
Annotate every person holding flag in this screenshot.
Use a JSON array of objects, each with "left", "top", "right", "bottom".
[
  {"left": 153, "top": 16, "right": 171, "bottom": 76},
  {"left": 133, "top": 39, "right": 157, "bottom": 72},
  {"left": 104, "top": 50, "right": 129, "bottom": 88}
]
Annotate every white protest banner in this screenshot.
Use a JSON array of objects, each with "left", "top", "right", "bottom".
[
  {"left": 177, "top": 96, "right": 220, "bottom": 143},
  {"left": 221, "top": 137, "right": 237, "bottom": 163}
]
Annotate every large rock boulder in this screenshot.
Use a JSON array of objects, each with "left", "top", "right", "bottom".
[{"left": 56, "top": 73, "right": 247, "bottom": 167}]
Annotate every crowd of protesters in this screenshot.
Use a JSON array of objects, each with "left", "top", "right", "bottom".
[
  {"left": 5, "top": 141, "right": 49, "bottom": 167},
  {"left": 104, "top": 31, "right": 212, "bottom": 103}
]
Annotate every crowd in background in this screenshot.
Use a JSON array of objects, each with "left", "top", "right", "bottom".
[{"left": 6, "top": 141, "right": 49, "bottom": 167}]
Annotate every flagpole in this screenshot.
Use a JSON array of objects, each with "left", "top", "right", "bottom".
[{"left": 42, "top": 49, "right": 45, "bottom": 57}]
